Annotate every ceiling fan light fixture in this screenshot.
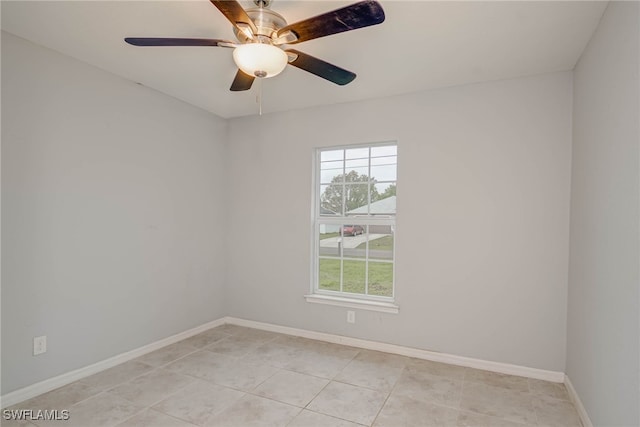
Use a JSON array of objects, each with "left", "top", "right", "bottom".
[{"left": 233, "top": 43, "right": 288, "bottom": 78}]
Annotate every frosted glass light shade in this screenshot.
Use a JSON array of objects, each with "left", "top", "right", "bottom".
[{"left": 233, "top": 43, "right": 288, "bottom": 78}]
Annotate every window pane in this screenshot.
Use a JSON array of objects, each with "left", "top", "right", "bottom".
[
  {"left": 368, "top": 262, "right": 393, "bottom": 297},
  {"left": 320, "top": 184, "right": 343, "bottom": 215},
  {"left": 318, "top": 258, "right": 341, "bottom": 292},
  {"left": 341, "top": 223, "right": 365, "bottom": 237},
  {"left": 345, "top": 166, "right": 369, "bottom": 180},
  {"left": 345, "top": 157, "right": 370, "bottom": 181},
  {"left": 321, "top": 160, "right": 344, "bottom": 169},
  {"left": 370, "top": 164, "right": 397, "bottom": 181},
  {"left": 375, "top": 182, "right": 396, "bottom": 197},
  {"left": 344, "top": 183, "right": 369, "bottom": 213},
  {"left": 346, "top": 147, "right": 369, "bottom": 160},
  {"left": 320, "top": 161, "right": 344, "bottom": 184},
  {"left": 370, "top": 189, "right": 396, "bottom": 215},
  {"left": 321, "top": 150, "right": 344, "bottom": 162},
  {"left": 342, "top": 224, "right": 367, "bottom": 259},
  {"left": 345, "top": 158, "right": 369, "bottom": 169},
  {"left": 371, "top": 155, "right": 396, "bottom": 166},
  {"left": 318, "top": 225, "right": 341, "bottom": 257},
  {"left": 368, "top": 226, "right": 394, "bottom": 260},
  {"left": 320, "top": 171, "right": 341, "bottom": 185},
  {"left": 371, "top": 145, "right": 397, "bottom": 157},
  {"left": 369, "top": 186, "right": 379, "bottom": 213},
  {"left": 342, "top": 260, "right": 366, "bottom": 294}
]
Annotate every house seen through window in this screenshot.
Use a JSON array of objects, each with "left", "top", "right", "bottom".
[{"left": 313, "top": 143, "right": 397, "bottom": 301}]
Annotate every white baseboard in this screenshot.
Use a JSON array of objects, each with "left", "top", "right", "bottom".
[
  {"left": 2, "top": 315, "right": 568, "bottom": 409},
  {"left": 224, "top": 316, "right": 566, "bottom": 383},
  {"left": 0, "top": 318, "right": 225, "bottom": 409},
  {"left": 564, "top": 375, "right": 593, "bottom": 427}
]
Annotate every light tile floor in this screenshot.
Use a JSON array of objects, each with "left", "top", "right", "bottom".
[{"left": 4, "top": 325, "right": 582, "bottom": 427}]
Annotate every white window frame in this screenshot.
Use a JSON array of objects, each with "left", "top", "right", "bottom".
[{"left": 307, "top": 142, "right": 399, "bottom": 313}]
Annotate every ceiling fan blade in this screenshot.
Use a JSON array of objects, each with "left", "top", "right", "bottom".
[
  {"left": 125, "top": 38, "right": 234, "bottom": 47},
  {"left": 286, "top": 49, "right": 356, "bottom": 86},
  {"left": 275, "top": 0, "right": 384, "bottom": 45},
  {"left": 210, "top": 0, "right": 258, "bottom": 39},
  {"left": 230, "top": 69, "right": 255, "bottom": 91}
]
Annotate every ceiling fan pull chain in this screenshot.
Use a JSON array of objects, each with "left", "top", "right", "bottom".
[{"left": 257, "top": 77, "right": 263, "bottom": 116}]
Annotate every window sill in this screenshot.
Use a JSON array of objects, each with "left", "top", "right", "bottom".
[{"left": 304, "top": 294, "right": 399, "bottom": 314}]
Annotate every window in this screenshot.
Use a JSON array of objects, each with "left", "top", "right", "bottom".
[{"left": 310, "top": 143, "right": 397, "bottom": 310}]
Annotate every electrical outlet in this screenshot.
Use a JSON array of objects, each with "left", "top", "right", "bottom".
[
  {"left": 347, "top": 310, "right": 356, "bottom": 324},
  {"left": 33, "top": 336, "right": 47, "bottom": 356}
]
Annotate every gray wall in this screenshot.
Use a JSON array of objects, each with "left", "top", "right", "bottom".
[
  {"left": 226, "top": 72, "right": 573, "bottom": 372},
  {"left": 566, "top": 2, "right": 640, "bottom": 425},
  {"left": 1, "top": 32, "right": 229, "bottom": 394}
]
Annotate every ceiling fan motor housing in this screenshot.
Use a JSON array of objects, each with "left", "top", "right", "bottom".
[{"left": 233, "top": 8, "right": 287, "bottom": 43}]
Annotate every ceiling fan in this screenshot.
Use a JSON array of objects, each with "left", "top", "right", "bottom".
[{"left": 125, "top": 0, "right": 385, "bottom": 91}]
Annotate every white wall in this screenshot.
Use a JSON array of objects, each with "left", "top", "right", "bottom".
[
  {"left": 226, "top": 72, "right": 573, "bottom": 372},
  {"left": 1, "top": 32, "right": 229, "bottom": 394},
  {"left": 567, "top": 2, "right": 640, "bottom": 425}
]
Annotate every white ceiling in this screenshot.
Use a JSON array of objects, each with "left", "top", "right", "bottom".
[{"left": 1, "top": 1, "right": 607, "bottom": 118}]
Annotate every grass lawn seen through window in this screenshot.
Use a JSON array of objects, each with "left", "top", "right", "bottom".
[{"left": 319, "top": 258, "right": 392, "bottom": 297}]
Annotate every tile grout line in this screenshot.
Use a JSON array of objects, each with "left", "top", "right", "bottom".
[
  {"left": 142, "top": 408, "right": 201, "bottom": 427},
  {"left": 368, "top": 361, "right": 407, "bottom": 427}
]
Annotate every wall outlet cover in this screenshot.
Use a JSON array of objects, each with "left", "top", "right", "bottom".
[
  {"left": 33, "top": 336, "right": 47, "bottom": 356},
  {"left": 347, "top": 311, "right": 356, "bottom": 324}
]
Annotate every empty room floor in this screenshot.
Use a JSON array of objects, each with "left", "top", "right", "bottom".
[{"left": 5, "top": 325, "right": 582, "bottom": 427}]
